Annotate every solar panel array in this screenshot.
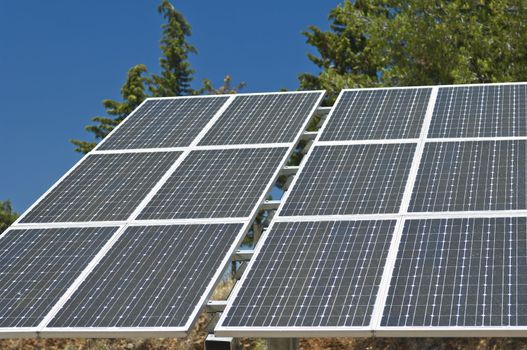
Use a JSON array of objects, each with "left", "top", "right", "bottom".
[
  {"left": 217, "top": 83, "right": 527, "bottom": 338},
  {"left": 2, "top": 91, "right": 325, "bottom": 338}
]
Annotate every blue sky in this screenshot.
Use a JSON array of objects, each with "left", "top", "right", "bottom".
[{"left": 1, "top": 1, "right": 338, "bottom": 213}]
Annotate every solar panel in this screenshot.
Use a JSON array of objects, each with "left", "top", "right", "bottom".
[
  {"left": 382, "top": 217, "right": 527, "bottom": 327},
  {"left": 98, "top": 97, "right": 229, "bottom": 150},
  {"left": 409, "top": 140, "right": 526, "bottom": 212},
  {"left": 199, "top": 92, "right": 324, "bottom": 145},
  {"left": 20, "top": 152, "right": 181, "bottom": 223},
  {"left": 0, "top": 226, "right": 116, "bottom": 328},
  {"left": 137, "top": 147, "right": 288, "bottom": 220},
  {"left": 46, "top": 223, "right": 243, "bottom": 330},
  {"left": 220, "top": 220, "right": 395, "bottom": 329},
  {"left": 3, "top": 90, "right": 325, "bottom": 338},
  {"left": 218, "top": 83, "right": 527, "bottom": 338},
  {"left": 428, "top": 85, "right": 527, "bottom": 138},
  {"left": 320, "top": 89, "right": 431, "bottom": 141},
  {"left": 280, "top": 143, "right": 416, "bottom": 216}
]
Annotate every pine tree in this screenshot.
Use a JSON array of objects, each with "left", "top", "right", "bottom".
[
  {"left": 149, "top": 0, "right": 196, "bottom": 97},
  {"left": 299, "top": 0, "right": 385, "bottom": 103},
  {"left": 199, "top": 75, "right": 246, "bottom": 95},
  {"left": 71, "top": 64, "right": 149, "bottom": 154},
  {"left": 0, "top": 200, "right": 18, "bottom": 233}
]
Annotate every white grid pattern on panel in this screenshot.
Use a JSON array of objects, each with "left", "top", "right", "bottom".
[
  {"left": 218, "top": 220, "right": 395, "bottom": 329},
  {"left": 408, "top": 140, "right": 526, "bottom": 213},
  {"left": 45, "top": 224, "right": 245, "bottom": 329},
  {"left": 18, "top": 152, "right": 181, "bottom": 224},
  {"left": 428, "top": 84, "right": 527, "bottom": 138},
  {"left": 136, "top": 148, "right": 289, "bottom": 220},
  {"left": 199, "top": 92, "right": 325, "bottom": 145},
  {"left": 0, "top": 227, "right": 117, "bottom": 333},
  {"left": 96, "top": 96, "right": 231, "bottom": 150},
  {"left": 30, "top": 91, "right": 325, "bottom": 338},
  {"left": 320, "top": 88, "right": 431, "bottom": 141},
  {"left": 382, "top": 217, "right": 527, "bottom": 328}
]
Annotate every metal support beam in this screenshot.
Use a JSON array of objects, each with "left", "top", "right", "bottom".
[
  {"left": 232, "top": 249, "right": 254, "bottom": 261},
  {"left": 300, "top": 131, "right": 318, "bottom": 140},
  {"left": 205, "top": 334, "right": 238, "bottom": 350},
  {"left": 267, "top": 338, "right": 299, "bottom": 350},
  {"left": 315, "top": 106, "right": 331, "bottom": 117},
  {"left": 205, "top": 300, "right": 228, "bottom": 313},
  {"left": 261, "top": 199, "right": 281, "bottom": 210},
  {"left": 279, "top": 165, "right": 299, "bottom": 176}
]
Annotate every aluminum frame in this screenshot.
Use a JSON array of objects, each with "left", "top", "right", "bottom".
[{"left": 216, "top": 82, "right": 527, "bottom": 338}]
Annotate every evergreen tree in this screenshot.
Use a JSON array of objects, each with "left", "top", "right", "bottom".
[
  {"left": 0, "top": 200, "right": 18, "bottom": 233},
  {"left": 149, "top": 0, "right": 196, "bottom": 97},
  {"left": 299, "top": 0, "right": 384, "bottom": 103},
  {"left": 71, "top": 1, "right": 210, "bottom": 154},
  {"left": 71, "top": 64, "right": 149, "bottom": 154},
  {"left": 199, "top": 75, "right": 246, "bottom": 95},
  {"left": 301, "top": 0, "right": 527, "bottom": 102}
]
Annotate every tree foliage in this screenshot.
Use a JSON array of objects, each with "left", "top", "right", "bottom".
[
  {"left": 149, "top": 0, "right": 196, "bottom": 97},
  {"left": 71, "top": 64, "right": 149, "bottom": 153},
  {"left": 0, "top": 200, "right": 18, "bottom": 234},
  {"left": 71, "top": 1, "right": 244, "bottom": 154},
  {"left": 199, "top": 75, "right": 246, "bottom": 95},
  {"left": 300, "top": 0, "right": 527, "bottom": 102}
]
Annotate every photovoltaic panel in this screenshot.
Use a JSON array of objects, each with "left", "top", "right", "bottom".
[
  {"left": 409, "top": 140, "right": 526, "bottom": 212},
  {"left": 47, "top": 223, "right": 243, "bottom": 329},
  {"left": 280, "top": 143, "right": 416, "bottom": 216},
  {"left": 382, "top": 217, "right": 527, "bottom": 327},
  {"left": 220, "top": 220, "right": 395, "bottom": 328},
  {"left": 98, "top": 97, "right": 229, "bottom": 150},
  {"left": 320, "top": 88, "right": 431, "bottom": 141},
  {"left": 199, "top": 92, "right": 323, "bottom": 145},
  {"left": 20, "top": 152, "right": 181, "bottom": 223},
  {"left": 0, "top": 226, "right": 116, "bottom": 328},
  {"left": 137, "top": 147, "right": 288, "bottom": 220},
  {"left": 428, "top": 85, "right": 527, "bottom": 138}
]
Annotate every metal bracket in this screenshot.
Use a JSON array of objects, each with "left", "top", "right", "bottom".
[
  {"left": 205, "top": 300, "right": 228, "bottom": 313},
  {"left": 279, "top": 165, "right": 300, "bottom": 176},
  {"left": 232, "top": 249, "right": 254, "bottom": 261},
  {"left": 300, "top": 131, "right": 318, "bottom": 140},
  {"left": 261, "top": 199, "right": 281, "bottom": 210}
]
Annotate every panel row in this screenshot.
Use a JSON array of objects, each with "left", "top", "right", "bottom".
[
  {"left": 275, "top": 140, "right": 526, "bottom": 217},
  {"left": 218, "top": 217, "right": 527, "bottom": 335},
  {"left": 98, "top": 91, "right": 324, "bottom": 150},
  {"left": 0, "top": 223, "right": 243, "bottom": 333},
  {"left": 19, "top": 148, "right": 288, "bottom": 224},
  {"left": 321, "top": 84, "right": 527, "bottom": 141}
]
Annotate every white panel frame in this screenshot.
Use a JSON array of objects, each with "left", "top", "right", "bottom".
[{"left": 216, "top": 82, "right": 527, "bottom": 338}]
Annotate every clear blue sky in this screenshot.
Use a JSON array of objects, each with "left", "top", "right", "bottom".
[{"left": 1, "top": 1, "right": 339, "bottom": 213}]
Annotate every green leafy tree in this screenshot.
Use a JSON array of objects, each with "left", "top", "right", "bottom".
[
  {"left": 0, "top": 200, "right": 18, "bottom": 233},
  {"left": 71, "top": 64, "right": 149, "bottom": 154},
  {"left": 301, "top": 0, "right": 527, "bottom": 102},
  {"left": 149, "top": 0, "right": 197, "bottom": 97}
]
